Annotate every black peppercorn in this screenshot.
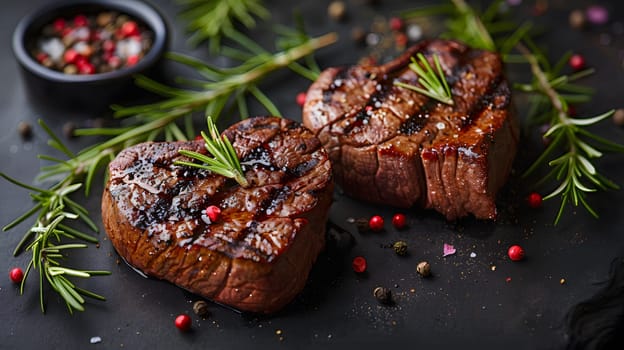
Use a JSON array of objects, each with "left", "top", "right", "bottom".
[
  {"left": 354, "top": 217, "right": 370, "bottom": 232},
  {"left": 569, "top": 10, "right": 586, "bottom": 29},
  {"left": 373, "top": 286, "right": 392, "bottom": 304},
  {"left": 351, "top": 27, "right": 367, "bottom": 46},
  {"left": 393, "top": 240, "right": 408, "bottom": 256},
  {"left": 192, "top": 300, "right": 210, "bottom": 318},
  {"left": 17, "top": 121, "right": 33, "bottom": 140},
  {"left": 328, "top": 1, "right": 347, "bottom": 22},
  {"left": 613, "top": 108, "right": 624, "bottom": 127},
  {"left": 416, "top": 261, "right": 431, "bottom": 277}
]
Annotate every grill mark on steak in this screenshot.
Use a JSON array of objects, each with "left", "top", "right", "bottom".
[
  {"left": 102, "top": 117, "right": 334, "bottom": 313},
  {"left": 303, "top": 39, "right": 519, "bottom": 219}
]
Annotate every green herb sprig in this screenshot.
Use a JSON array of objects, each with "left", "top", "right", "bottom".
[
  {"left": 175, "top": 117, "right": 248, "bottom": 187},
  {"left": 178, "top": 0, "right": 269, "bottom": 51},
  {"left": 1, "top": 121, "right": 110, "bottom": 313},
  {"left": 395, "top": 53, "right": 454, "bottom": 105},
  {"left": 403, "top": 0, "right": 624, "bottom": 223}
]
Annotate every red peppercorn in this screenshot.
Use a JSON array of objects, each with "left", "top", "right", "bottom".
[
  {"left": 527, "top": 192, "right": 542, "bottom": 208},
  {"left": 569, "top": 54, "right": 586, "bottom": 71},
  {"left": 389, "top": 17, "right": 404, "bottom": 32},
  {"left": 206, "top": 205, "right": 221, "bottom": 223},
  {"left": 567, "top": 105, "right": 577, "bottom": 117},
  {"left": 508, "top": 245, "right": 525, "bottom": 261},
  {"left": 102, "top": 39, "right": 116, "bottom": 53},
  {"left": 174, "top": 314, "right": 192, "bottom": 331},
  {"left": 126, "top": 55, "right": 140, "bottom": 66},
  {"left": 369, "top": 215, "right": 384, "bottom": 232},
  {"left": 63, "top": 49, "right": 80, "bottom": 64},
  {"left": 36, "top": 52, "right": 49, "bottom": 63},
  {"left": 352, "top": 256, "right": 367, "bottom": 273},
  {"left": 90, "top": 30, "right": 102, "bottom": 42},
  {"left": 74, "top": 14, "right": 89, "bottom": 27},
  {"left": 120, "top": 21, "right": 140, "bottom": 38},
  {"left": 9, "top": 267, "right": 24, "bottom": 284},
  {"left": 296, "top": 92, "right": 307, "bottom": 107},
  {"left": 391, "top": 213, "right": 407, "bottom": 229},
  {"left": 78, "top": 61, "right": 96, "bottom": 75},
  {"left": 395, "top": 33, "right": 408, "bottom": 47},
  {"left": 108, "top": 55, "right": 122, "bottom": 69},
  {"left": 53, "top": 18, "right": 66, "bottom": 32}
]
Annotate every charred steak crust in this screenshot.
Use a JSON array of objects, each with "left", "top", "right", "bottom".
[
  {"left": 102, "top": 116, "right": 333, "bottom": 313},
  {"left": 302, "top": 39, "right": 519, "bottom": 220}
]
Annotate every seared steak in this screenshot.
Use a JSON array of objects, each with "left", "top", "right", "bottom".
[
  {"left": 303, "top": 39, "right": 519, "bottom": 220},
  {"left": 102, "top": 116, "right": 333, "bottom": 313}
]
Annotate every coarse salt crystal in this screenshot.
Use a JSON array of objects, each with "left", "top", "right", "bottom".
[
  {"left": 406, "top": 24, "right": 422, "bottom": 41},
  {"left": 90, "top": 336, "right": 102, "bottom": 344},
  {"left": 39, "top": 38, "right": 64, "bottom": 61}
]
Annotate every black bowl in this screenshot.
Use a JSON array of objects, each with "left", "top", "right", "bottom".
[{"left": 12, "top": 0, "right": 168, "bottom": 112}]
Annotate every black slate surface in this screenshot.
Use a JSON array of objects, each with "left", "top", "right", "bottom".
[{"left": 1, "top": 0, "right": 623, "bottom": 349}]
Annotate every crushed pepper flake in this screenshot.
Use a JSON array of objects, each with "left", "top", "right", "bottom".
[{"left": 443, "top": 243, "right": 456, "bottom": 257}]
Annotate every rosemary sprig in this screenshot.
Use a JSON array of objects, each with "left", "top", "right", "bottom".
[
  {"left": 1, "top": 121, "right": 110, "bottom": 313},
  {"left": 175, "top": 117, "right": 248, "bottom": 187},
  {"left": 178, "top": 0, "right": 269, "bottom": 51},
  {"left": 109, "top": 31, "right": 337, "bottom": 134},
  {"left": 395, "top": 53, "right": 453, "bottom": 105},
  {"left": 515, "top": 42, "right": 623, "bottom": 223},
  {"left": 403, "top": 0, "right": 624, "bottom": 223}
]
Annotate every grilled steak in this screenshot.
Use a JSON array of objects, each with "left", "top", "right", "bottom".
[
  {"left": 102, "top": 116, "right": 333, "bottom": 313},
  {"left": 303, "top": 39, "right": 519, "bottom": 220}
]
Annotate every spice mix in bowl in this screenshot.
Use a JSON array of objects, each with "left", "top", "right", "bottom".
[{"left": 12, "top": 0, "right": 168, "bottom": 111}]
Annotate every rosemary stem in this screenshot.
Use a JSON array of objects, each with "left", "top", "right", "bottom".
[{"left": 516, "top": 43, "right": 570, "bottom": 131}]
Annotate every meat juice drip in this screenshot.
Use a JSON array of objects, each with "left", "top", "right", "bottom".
[{"left": 241, "top": 146, "right": 274, "bottom": 172}]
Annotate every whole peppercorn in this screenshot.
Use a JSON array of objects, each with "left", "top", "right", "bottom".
[
  {"left": 389, "top": 17, "right": 404, "bottom": 32},
  {"left": 368, "top": 215, "right": 384, "bottom": 232},
  {"left": 613, "top": 109, "right": 624, "bottom": 127},
  {"left": 393, "top": 241, "right": 408, "bottom": 256},
  {"left": 174, "top": 314, "right": 192, "bottom": 331},
  {"left": 391, "top": 213, "right": 407, "bottom": 229},
  {"left": 569, "top": 10, "right": 586, "bottom": 29},
  {"left": 296, "top": 92, "right": 307, "bottom": 107},
  {"left": 352, "top": 256, "right": 367, "bottom": 273},
  {"left": 508, "top": 245, "right": 525, "bottom": 261},
  {"left": 416, "top": 261, "right": 431, "bottom": 277},
  {"left": 328, "top": 1, "right": 347, "bottom": 22},
  {"left": 17, "top": 121, "right": 33, "bottom": 140},
  {"left": 9, "top": 267, "right": 24, "bottom": 284},
  {"left": 569, "top": 54, "right": 586, "bottom": 71},
  {"left": 205, "top": 205, "right": 221, "bottom": 223},
  {"left": 373, "top": 286, "right": 392, "bottom": 304},
  {"left": 192, "top": 300, "right": 210, "bottom": 318},
  {"left": 527, "top": 192, "right": 543, "bottom": 208},
  {"left": 351, "top": 26, "right": 367, "bottom": 46}
]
